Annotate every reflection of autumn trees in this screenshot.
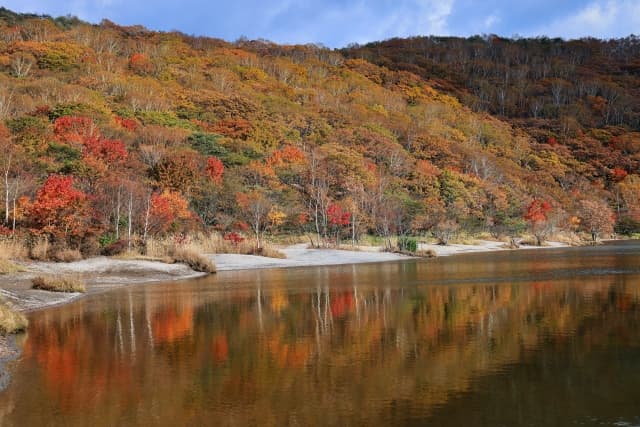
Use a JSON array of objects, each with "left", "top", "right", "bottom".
[
  {"left": 3, "top": 262, "right": 640, "bottom": 425},
  {"left": 152, "top": 298, "right": 193, "bottom": 345}
]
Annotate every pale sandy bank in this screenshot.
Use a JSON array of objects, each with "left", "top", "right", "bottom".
[{"left": 0, "top": 240, "right": 569, "bottom": 312}]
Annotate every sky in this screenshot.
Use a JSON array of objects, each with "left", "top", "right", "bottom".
[{"left": 2, "top": 0, "right": 639, "bottom": 47}]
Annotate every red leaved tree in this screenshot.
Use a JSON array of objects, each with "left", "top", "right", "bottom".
[
  {"left": 524, "top": 199, "right": 553, "bottom": 246},
  {"left": 28, "top": 175, "right": 94, "bottom": 243},
  {"left": 326, "top": 202, "right": 350, "bottom": 246},
  {"left": 144, "top": 190, "right": 192, "bottom": 239},
  {"left": 206, "top": 156, "right": 224, "bottom": 184}
]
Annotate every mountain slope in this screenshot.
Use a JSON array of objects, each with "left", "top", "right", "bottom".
[{"left": 0, "top": 11, "right": 636, "bottom": 254}]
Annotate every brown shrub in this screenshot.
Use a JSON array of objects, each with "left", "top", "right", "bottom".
[
  {"left": 416, "top": 249, "right": 437, "bottom": 258},
  {"left": 0, "top": 259, "right": 26, "bottom": 274},
  {"left": 52, "top": 248, "right": 83, "bottom": 262},
  {"left": 250, "top": 245, "right": 287, "bottom": 259},
  {"left": 0, "top": 238, "right": 29, "bottom": 260},
  {"left": 30, "top": 237, "right": 50, "bottom": 260},
  {"left": 102, "top": 240, "right": 129, "bottom": 256},
  {"left": 0, "top": 302, "right": 28, "bottom": 334},
  {"left": 168, "top": 246, "right": 217, "bottom": 274},
  {"left": 32, "top": 275, "right": 86, "bottom": 293}
]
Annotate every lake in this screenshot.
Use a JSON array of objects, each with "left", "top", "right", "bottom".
[{"left": 1, "top": 242, "right": 639, "bottom": 426}]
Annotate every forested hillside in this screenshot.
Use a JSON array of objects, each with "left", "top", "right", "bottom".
[{"left": 0, "top": 8, "right": 637, "bottom": 257}]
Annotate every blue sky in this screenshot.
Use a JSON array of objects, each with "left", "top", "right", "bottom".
[{"left": 2, "top": 0, "right": 639, "bottom": 47}]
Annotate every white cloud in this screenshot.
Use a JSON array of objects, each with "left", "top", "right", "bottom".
[
  {"left": 484, "top": 13, "right": 500, "bottom": 30},
  {"left": 532, "top": 0, "right": 640, "bottom": 39},
  {"left": 293, "top": 0, "right": 455, "bottom": 46},
  {"left": 0, "top": 0, "right": 122, "bottom": 22}
]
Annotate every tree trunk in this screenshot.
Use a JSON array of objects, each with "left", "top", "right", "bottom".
[
  {"left": 143, "top": 193, "right": 151, "bottom": 246},
  {"left": 127, "top": 190, "right": 133, "bottom": 251},
  {"left": 115, "top": 184, "right": 121, "bottom": 239},
  {"left": 4, "top": 165, "right": 9, "bottom": 224}
]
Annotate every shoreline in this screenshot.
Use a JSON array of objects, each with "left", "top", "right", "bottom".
[
  {"left": 0, "top": 240, "right": 570, "bottom": 313},
  {"left": 0, "top": 239, "right": 577, "bottom": 387}
]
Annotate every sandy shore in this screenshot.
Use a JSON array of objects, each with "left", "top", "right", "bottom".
[
  {"left": 0, "top": 239, "right": 571, "bottom": 380},
  {"left": 0, "top": 240, "right": 569, "bottom": 312}
]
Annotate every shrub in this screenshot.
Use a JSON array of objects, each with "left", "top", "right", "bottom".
[
  {"left": 102, "top": 239, "right": 129, "bottom": 256},
  {"left": 0, "top": 238, "right": 29, "bottom": 260},
  {"left": 0, "top": 302, "right": 28, "bottom": 335},
  {"left": 0, "top": 259, "right": 26, "bottom": 274},
  {"left": 250, "top": 245, "right": 287, "bottom": 259},
  {"left": 416, "top": 249, "right": 437, "bottom": 258},
  {"left": 397, "top": 236, "right": 418, "bottom": 253},
  {"left": 168, "top": 246, "right": 217, "bottom": 274},
  {"left": 32, "top": 275, "right": 86, "bottom": 293},
  {"left": 52, "top": 248, "right": 83, "bottom": 262},
  {"left": 29, "top": 237, "right": 50, "bottom": 260}
]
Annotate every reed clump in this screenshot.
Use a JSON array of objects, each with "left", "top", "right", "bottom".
[
  {"left": 168, "top": 246, "right": 217, "bottom": 274},
  {"left": 0, "top": 302, "right": 28, "bottom": 334},
  {"left": 31, "top": 275, "right": 86, "bottom": 293}
]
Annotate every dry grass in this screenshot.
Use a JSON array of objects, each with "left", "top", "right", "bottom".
[
  {"left": 114, "top": 250, "right": 174, "bottom": 263},
  {"left": 168, "top": 246, "right": 217, "bottom": 274},
  {"left": 29, "top": 237, "right": 50, "bottom": 260},
  {"left": 251, "top": 245, "right": 287, "bottom": 259},
  {"left": 0, "top": 301, "right": 28, "bottom": 335},
  {"left": 52, "top": 248, "right": 83, "bottom": 262},
  {"left": 0, "top": 259, "right": 26, "bottom": 274},
  {"left": 416, "top": 249, "right": 437, "bottom": 258},
  {"left": 144, "top": 234, "right": 286, "bottom": 260},
  {"left": 551, "top": 231, "right": 584, "bottom": 246},
  {"left": 0, "top": 238, "right": 28, "bottom": 274},
  {"left": 0, "top": 238, "right": 29, "bottom": 260},
  {"left": 394, "top": 248, "right": 437, "bottom": 258},
  {"left": 32, "top": 275, "right": 86, "bottom": 293}
]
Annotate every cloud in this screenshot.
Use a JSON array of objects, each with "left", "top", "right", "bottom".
[
  {"left": 0, "top": 0, "right": 123, "bottom": 22},
  {"left": 1, "top": 0, "right": 453, "bottom": 46},
  {"left": 483, "top": 13, "right": 500, "bottom": 30},
  {"left": 532, "top": 0, "right": 640, "bottom": 39},
  {"left": 260, "top": 0, "right": 454, "bottom": 46}
]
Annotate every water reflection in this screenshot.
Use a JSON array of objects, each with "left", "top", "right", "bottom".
[{"left": 1, "top": 244, "right": 640, "bottom": 426}]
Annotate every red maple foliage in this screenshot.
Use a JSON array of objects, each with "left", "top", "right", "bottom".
[
  {"left": 83, "top": 137, "right": 128, "bottom": 164},
  {"left": 53, "top": 116, "right": 97, "bottom": 144},
  {"left": 129, "top": 53, "right": 154, "bottom": 74},
  {"left": 524, "top": 199, "right": 552, "bottom": 224},
  {"left": 28, "top": 175, "right": 92, "bottom": 239},
  {"left": 327, "top": 203, "right": 350, "bottom": 227},
  {"left": 223, "top": 231, "right": 244, "bottom": 246},
  {"left": 611, "top": 167, "right": 628, "bottom": 182},
  {"left": 205, "top": 156, "right": 224, "bottom": 184},
  {"left": 149, "top": 190, "right": 192, "bottom": 234},
  {"left": 114, "top": 116, "right": 137, "bottom": 132}
]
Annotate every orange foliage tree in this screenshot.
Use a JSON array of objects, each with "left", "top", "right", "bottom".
[
  {"left": 205, "top": 156, "right": 224, "bottom": 184},
  {"left": 524, "top": 199, "right": 553, "bottom": 246},
  {"left": 27, "top": 175, "right": 94, "bottom": 243},
  {"left": 145, "top": 190, "right": 192, "bottom": 237}
]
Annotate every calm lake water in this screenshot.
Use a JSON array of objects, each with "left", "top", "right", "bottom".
[{"left": 1, "top": 242, "right": 640, "bottom": 426}]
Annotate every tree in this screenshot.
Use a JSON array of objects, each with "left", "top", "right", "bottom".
[
  {"left": 326, "top": 202, "right": 350, "bottom": 246},
  {"left": 579, "top": 199, "right": 614, "bottom": 242},
  {"left": 205, "top": 156, "right": 224, "bottom": 184},
  {"left": 236, "top": 190, "right": 272, "bottom": 250},
  {"left": 145, "top": 190, "right": 192, "bottom": 238},
  {"left": 524, "top": 199, "right": 553, "bottom": 246},
  {"left": 28, "top": 175, "right": 94, "bottom": 243}
]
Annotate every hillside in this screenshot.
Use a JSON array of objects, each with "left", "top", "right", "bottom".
[{"left": 0, "top": 9, "right": 637, "bottom": 257}]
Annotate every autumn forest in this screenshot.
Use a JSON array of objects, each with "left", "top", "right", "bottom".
[{"left": 1, "top": 8, "right": 639, "bottom": 257}]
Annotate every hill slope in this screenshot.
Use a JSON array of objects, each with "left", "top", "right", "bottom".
[{"left": 0, "top": 10, "right": 637, "bottom": 255}]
